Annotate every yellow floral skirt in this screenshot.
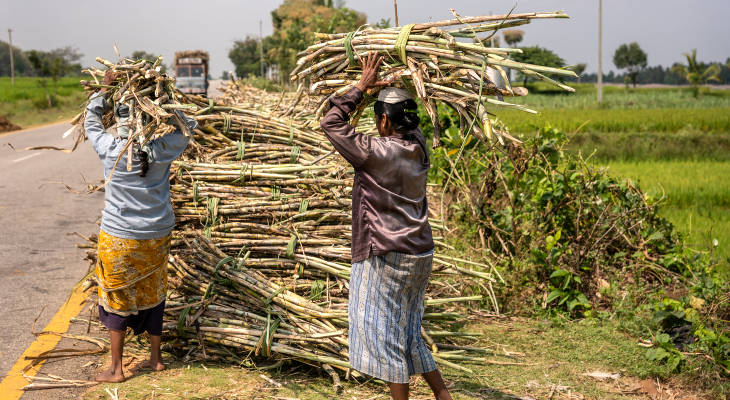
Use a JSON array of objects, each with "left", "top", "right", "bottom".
[{"left": 96, "top": 230, "right": 170, "bottom": 316}]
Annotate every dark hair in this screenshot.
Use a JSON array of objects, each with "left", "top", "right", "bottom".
[
  {"left": 374, "top": 99, "right": 420, "bottom": 132},
  {"left": 137, "top": 149, "right": 149, "bottom": 177}
]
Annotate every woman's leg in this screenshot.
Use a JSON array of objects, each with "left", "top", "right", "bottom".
[
  {"left": 388, "top": 382, "right": 409, "bottom": 400},
  {"left": 144, "top": 334, "right": 165, "bottom": 371},
  {"left": 139, "top": 301, "right": 166, "bottom": 371},
  {"left": 422, "top": 369, "right": 452, "bottom": 400},
  {"left": 95, "top": 329, "right": 125, "bottom": 382}
]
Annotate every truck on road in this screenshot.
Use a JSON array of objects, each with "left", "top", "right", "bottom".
[{"left": 174, "top": 50, "right": 209, "bottom": 96}]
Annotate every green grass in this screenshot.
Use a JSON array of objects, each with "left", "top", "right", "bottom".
[
  {"left": 0, "top": 76, "right": 86, "bottom": 129},
  {"left": 513, "top": 82, "right": 730, "bottom": 109},
  {"left": 496, "top": 83, "right": 730, "bottom": 134},
  {"left": 499, "top": 107, "right": 730, "bottom": 134},
  {"left": 604, "top": 160, "right": 730, "bottom": 270},
  {"left": 564, "top": 131, "right": 730, "bottom": 161},
  {"left": 85, "top": 318, "right": 722, "bottom": 399}
]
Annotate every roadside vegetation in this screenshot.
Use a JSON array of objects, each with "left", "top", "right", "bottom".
[
  {"left": 417, "top": 116, "right": 730, "bottom": 396},
  {"left": 0, "top": 77, "right": 86, "bottom": 129},
  {"left": 0, "top": 43, "right": 87, "bottom": 130}
]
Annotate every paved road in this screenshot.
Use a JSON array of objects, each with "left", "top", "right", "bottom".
[
  {"left": 0, "top": 123, "right": 104, "bottom": 379},
  {"left": 208, "top": 79, "right": 227, "bottom": 98}
]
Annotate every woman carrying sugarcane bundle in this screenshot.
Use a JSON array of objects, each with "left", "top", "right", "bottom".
[
  {"left": 321, "top": 53, "right": 452, "bottom": 400},
  {"left": 86, "top": 71, "right": 196, "bottom": 383}
]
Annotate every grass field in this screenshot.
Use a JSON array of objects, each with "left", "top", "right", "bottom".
[
  {"left": 0, "top": 76, "right": 86, "bottom": 129},
  {"left": 499, "top": 83, "right": 730, "bottom": 134},
  {"left": 565, "top": 131, "right": 730, "bottom": 161},
  {"left": 513, "top": 83, "right": 730, "bottom": 109},
  {"left": 605, "top": 160, "right": 730, "bottom": 270},
  {"left": 500, "top": 107, "right": 730, "bottom": 133}
]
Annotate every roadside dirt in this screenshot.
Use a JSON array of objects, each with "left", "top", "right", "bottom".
[{"left": 0, "top": 115, "right": 22, "bottom": 133}]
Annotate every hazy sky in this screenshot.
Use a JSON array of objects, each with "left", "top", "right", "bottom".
[{"left": 2, "top": 0, "right": 729, "bottom": 77}]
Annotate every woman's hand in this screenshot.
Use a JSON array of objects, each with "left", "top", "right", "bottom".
[
  {"left": 102, "top": 70, "right": 117, "bottom": 92},
  {"left": 356, "top": 52, "right": 383, "bottom": 92}
]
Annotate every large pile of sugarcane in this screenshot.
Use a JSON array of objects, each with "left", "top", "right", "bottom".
[
  {"left": 291, "top": 10, "right": 576, "bottom": 146},
  {"left": 218, "top": 80, "right": 314, "bottom": 119},
  {"left": 70, "top": 8, "right": 579, "bottom": 384},
  {"left": 70, "top": 56, "right": 502, "bottom": 382},
  {"left": 161, "top": 92, "right": 501, "bottom": 380}
]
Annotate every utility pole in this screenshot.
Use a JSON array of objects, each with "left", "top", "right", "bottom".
[
  {"left": 489, "top": 10, "right": 495, "bottom": 47},
  {"left": 8, "top": 29, "right": 14, "bottom": 86},
  {"left": 597, "top": 0, "right": 603, "bottom": 103},
  {"left": 259, "top": 20, "right": 264, "bottom": 78},
  {"left": 393, "top": 0, "right": 399, "bottom": 27}
]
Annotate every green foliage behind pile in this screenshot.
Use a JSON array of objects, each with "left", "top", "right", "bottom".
[{"left": 419, "top": 106, "right": 729, "bottom": 375}]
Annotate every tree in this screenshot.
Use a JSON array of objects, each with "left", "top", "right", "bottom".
[
  {"left": 613, "top": 42, "right": 647, "bottom": 88},
  {"left": 267, "top": 0, "right": 366, "bottom": 78},
  {"left": 0, "top": 40, "right": 32, "bottom": 77},
  {"left": 719, "top": 58, "right": 730, "bottom": 84},
  {"left": 25, "top": 47, "right": 82, "bottom": 107},
  {"left": 374, "top": 18, "right": 391, "bottom": 29},
  {"left": 502, "top": 29, "right": 524, "bottom": 47},
  {"left": 130, "top": 50, "right": 166, "bottom": 73},
  {"left": 671, "top": 49, "right": 722, "bottom": 97},
  {"left": 572, "top": 63, "right": 587, "bottom": 82},
  {"left": 229, "top": 36, "right": 268, "bottom": 78},
  {"left": 480, "top": 35, "right": 500, "bottom": 48},
  {"left": 25, "top": 50, "right": 55, "bottom": 107},
  {"left": 512, "top": 46, "right": 565, "bottom": 86}
]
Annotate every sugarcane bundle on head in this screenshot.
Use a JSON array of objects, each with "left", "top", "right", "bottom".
[
  {"left": 290, "top": 9, "right": 577, "bottom": 147},
  {"left": 68, "top": 56, "right": 195, "bottom": 174}
]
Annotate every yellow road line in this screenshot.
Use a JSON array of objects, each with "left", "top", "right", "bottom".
[{"left": 0, "top": 284, "right": 91, "bottom": 400}]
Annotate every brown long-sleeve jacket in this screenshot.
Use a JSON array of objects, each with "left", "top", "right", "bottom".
[{"left": 320, "top": 87, "right": 434, "bottom": 263}]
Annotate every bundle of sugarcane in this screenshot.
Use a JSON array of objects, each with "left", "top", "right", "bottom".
[
  {"left": 61, "top": 56, "right": 195, "bottom": 174},
  {"left": 176, "top": 95, "right": 377, "bottom": 160},
  {"left": 290, "top": 9, "right": 577, "bottom": 146}
]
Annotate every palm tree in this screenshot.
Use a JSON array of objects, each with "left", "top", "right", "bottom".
[{"left": 672, "top": 49, "right": 721, "bottom": 97}]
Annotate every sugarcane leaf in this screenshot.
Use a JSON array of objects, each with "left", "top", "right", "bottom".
[
  {"left": 286, "top": 234, "right": 298, "bottom": 258},
  {"left": 177, "top": 306, "right": 191, "bottom": 337}
]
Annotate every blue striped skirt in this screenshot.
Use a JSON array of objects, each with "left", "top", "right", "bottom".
[{"left": 348, "top": 250, "right": 437, "bottom": 383}]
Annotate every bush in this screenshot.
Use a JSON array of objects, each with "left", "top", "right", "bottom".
[{"left": 420, "top": 109, "right": 729, "bottom": 373}]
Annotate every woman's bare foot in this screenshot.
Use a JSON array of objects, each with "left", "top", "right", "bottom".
[
  {"left": 94, "top": 367, "right": 125, "bottom": 383},
  {"left": 140, "top": 359, "right": 165, "bottom": 371}
]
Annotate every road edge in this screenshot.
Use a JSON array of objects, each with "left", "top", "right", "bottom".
[
  {"left": 0, "top": 283, "right": 91, "bottom": 400},
  {"left": 0, "top": 120, "right": 72, "bottom": 137}
]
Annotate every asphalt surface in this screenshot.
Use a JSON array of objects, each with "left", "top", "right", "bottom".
[{"left": 0, "top": 123, "right": 104, "bottom": 380}]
